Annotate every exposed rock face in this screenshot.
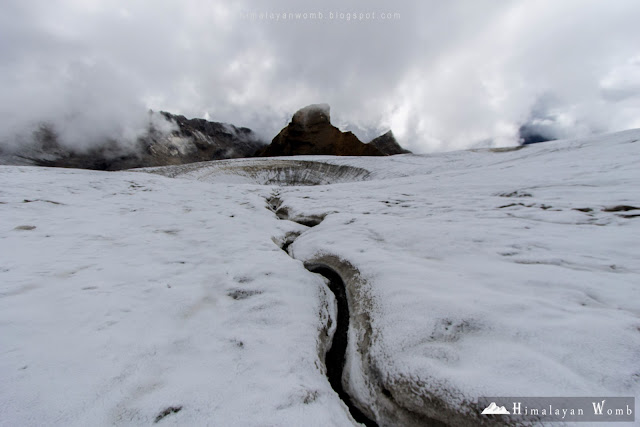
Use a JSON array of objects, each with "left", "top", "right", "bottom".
[
  {"left": 258, "top": 104, "right": 385, "bottom": 157},
  {"left": 292, "top": 103, "right": 332, "bottom": 128},
  {"left": 1, "top": 112, "right": 265, "bottom": 171},
  {"left": 368, "top": 130, "right": 411, "bottom": 155}
]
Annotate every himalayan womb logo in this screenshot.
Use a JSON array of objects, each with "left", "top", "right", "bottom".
[{"left": 481, "top": 402, "right": 511, "bottom": 415}]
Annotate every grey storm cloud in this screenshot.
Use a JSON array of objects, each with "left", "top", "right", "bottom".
[{"left": 1, "top": 0, "right": 640, "bottom": 153}]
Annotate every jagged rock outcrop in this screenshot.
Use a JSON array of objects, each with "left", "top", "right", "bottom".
[
  {"left": 368, "top": 130, "right": 411, "bottom": 155},
  {"left": 258, "top": 104, "right": 386, "bottom": 157},
  {"left": 1, "top": 112, "right": 265, "bottom": 171}
]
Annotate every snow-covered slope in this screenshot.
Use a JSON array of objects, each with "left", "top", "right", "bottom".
[
  {"left": 2, "top": 129, "right": 639, "bottom": 426},
  {"left": 0, "top": 168, "right": 347, "bottom": 426}
]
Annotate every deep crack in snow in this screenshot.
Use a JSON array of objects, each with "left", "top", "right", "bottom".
[
  {"left": 305, "top": 263, "right": 379, "bottom": 427},
  {"left": 266, "top": 194, "right": 379, "bottom": 427}
]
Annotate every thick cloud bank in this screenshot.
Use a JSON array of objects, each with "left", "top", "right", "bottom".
[{"left": 1, "top": 0, "right": 640, "bottom": 153}]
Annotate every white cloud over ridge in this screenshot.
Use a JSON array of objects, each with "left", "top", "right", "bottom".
[{"left": 1, "top": 0, "right": 640, "bottom": 153}]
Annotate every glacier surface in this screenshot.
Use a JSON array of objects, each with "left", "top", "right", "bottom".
[{"left": 1, "top": 130, "right": 639, "bottom": 426}]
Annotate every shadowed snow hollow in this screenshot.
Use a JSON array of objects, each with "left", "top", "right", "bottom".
[{"left": 143, "top": 158, "right": 371, "bottom": 185}]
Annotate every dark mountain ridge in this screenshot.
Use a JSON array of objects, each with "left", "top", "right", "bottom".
[
  {"left": 1, "top": 111, "right": 265, "bottom": 171},
  {"left": 258, "top": 104, "right": 410, "bottom": 157},
  {"left": 0, "top": 105, "right": 410, "bottom": 170}
]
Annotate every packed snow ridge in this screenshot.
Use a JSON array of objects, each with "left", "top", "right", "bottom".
[{"left": 1, "top": 129, "right": 639, "bottom": 426}]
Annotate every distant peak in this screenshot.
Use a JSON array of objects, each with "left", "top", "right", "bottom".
[{"left": 369, "top": 130, "right": 411, "bottom": 155}]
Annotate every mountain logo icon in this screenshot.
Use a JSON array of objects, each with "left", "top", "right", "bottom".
[{"left": 481, "top": 402, "right": 511, "bottom": 415}]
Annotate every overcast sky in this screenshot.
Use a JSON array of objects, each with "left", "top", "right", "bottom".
[{"left": 2, "top": 0, "right": 640, "bottom": 152}]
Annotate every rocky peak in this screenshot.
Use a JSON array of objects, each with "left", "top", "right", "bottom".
[
  {"left": 290, "top": 103, "right": 331, "bottom": 130},
  {"left": 368, "top": 130, "right": 411, "bottom": 155},
  {"left": 258, "top": 104, "right": 384, "bottom": 157}
]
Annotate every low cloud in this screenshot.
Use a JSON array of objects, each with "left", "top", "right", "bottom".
[{"left": 2, "top": 0, "right": 640, "bottom": 153}]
